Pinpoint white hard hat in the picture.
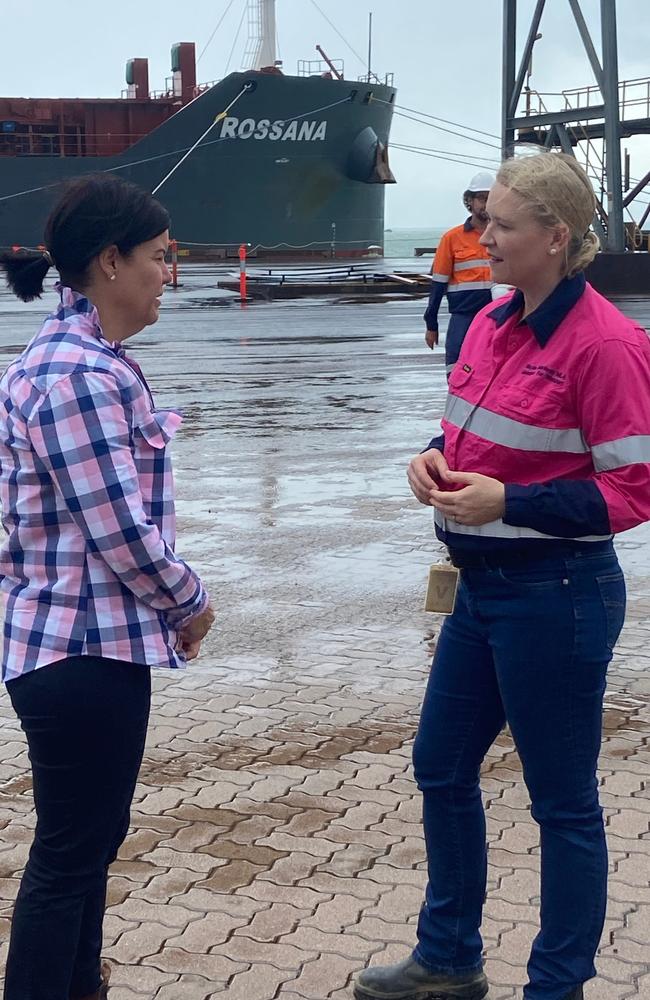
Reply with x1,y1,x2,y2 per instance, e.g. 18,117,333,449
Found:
466,171,496,193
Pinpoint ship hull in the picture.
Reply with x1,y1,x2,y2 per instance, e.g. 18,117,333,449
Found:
0,73,396,257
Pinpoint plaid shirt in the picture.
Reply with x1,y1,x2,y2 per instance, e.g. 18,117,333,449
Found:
0,285,208,681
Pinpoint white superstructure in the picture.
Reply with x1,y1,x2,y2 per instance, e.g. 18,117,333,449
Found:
242,0,278,71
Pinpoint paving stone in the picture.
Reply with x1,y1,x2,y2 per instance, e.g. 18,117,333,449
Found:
232,901,310,941
302,894,368,933
103,922,175,963
143,949,246,984
360,885,425,923
131,867,207,903
239,881,328,909
108,964,178,994
196,860,267,893
279,925,382,959
290,953,368,998
210,963,299,1000
166,911,251,949
170,887,267,917
217,934,316,970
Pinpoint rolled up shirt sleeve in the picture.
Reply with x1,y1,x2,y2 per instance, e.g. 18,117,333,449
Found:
28,370,207,625
504,335,650,537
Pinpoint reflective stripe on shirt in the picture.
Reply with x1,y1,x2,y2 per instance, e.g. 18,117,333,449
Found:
454,259,491,271
434,509,612,543
591,435,650,472
445,394,589,454
448,280,493,292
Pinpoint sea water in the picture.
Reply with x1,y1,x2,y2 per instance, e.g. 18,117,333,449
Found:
383,227,446,259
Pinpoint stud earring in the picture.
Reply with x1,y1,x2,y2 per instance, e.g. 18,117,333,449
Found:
549,248,558,255
110,274,116,281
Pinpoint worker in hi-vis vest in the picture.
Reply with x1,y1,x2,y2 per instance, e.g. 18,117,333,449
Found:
424,171,495,376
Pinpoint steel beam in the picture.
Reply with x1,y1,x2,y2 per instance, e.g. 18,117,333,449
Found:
501,0,517,159
511,105,606,129
622,169,650,208
508,0,546,119
601,0,625,251
567,0,604,92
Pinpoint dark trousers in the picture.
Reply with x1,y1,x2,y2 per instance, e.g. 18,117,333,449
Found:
444,313,475,373
4,656,151,1000
411,546,625,1000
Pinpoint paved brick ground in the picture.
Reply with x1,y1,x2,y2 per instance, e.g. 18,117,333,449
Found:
0,285,648,998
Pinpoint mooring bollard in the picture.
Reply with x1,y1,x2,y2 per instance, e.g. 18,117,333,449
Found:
239,243,247,304
170,239,179,288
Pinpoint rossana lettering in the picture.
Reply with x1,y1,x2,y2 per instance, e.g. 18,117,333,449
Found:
219,117,328,141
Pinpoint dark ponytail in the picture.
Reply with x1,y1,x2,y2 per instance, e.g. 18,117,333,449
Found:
0,174,169,303
0,250,52,302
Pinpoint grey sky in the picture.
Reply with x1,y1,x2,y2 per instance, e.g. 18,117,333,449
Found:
2,0,649,227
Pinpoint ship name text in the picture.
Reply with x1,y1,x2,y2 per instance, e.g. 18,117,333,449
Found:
219,117,328,142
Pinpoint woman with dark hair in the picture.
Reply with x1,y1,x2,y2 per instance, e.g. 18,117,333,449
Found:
0,174,214,1000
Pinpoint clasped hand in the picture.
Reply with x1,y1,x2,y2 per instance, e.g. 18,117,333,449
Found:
175,603,215,661
407,448,505,525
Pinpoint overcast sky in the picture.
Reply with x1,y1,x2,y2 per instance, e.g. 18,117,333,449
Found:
2,0,649,227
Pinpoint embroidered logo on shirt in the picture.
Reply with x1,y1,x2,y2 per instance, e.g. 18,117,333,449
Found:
521,363,566,384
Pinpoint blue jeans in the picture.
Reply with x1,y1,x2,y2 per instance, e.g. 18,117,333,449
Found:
412,545,625,1000
4,656,151,1000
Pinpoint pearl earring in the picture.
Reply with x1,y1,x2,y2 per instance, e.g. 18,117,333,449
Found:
110,274,116,281
549,248,558,255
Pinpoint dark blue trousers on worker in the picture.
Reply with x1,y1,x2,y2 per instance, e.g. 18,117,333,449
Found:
444,313,474,374
4,655,151,1000
411,545,625,1000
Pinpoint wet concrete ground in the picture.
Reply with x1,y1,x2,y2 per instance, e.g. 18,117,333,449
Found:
0,271,649,998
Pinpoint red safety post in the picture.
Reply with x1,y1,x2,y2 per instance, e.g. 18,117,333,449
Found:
239,243,247,304
170,239,179,289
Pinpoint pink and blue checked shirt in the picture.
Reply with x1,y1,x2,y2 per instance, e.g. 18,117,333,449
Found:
0,285,208,681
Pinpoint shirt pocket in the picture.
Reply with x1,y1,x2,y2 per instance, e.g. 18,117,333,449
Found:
448,365,474,393
452,246,489,276
497,383,563,424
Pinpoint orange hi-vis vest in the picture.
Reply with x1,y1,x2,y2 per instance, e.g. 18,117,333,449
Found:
424,219,493,331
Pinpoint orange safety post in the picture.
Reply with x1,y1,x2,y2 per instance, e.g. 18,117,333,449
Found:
170,239,179,288
238,243,247,303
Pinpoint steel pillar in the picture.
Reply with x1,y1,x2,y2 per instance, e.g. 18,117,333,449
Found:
600,0,625,251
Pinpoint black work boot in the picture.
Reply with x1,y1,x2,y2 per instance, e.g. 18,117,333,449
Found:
353,956,489,1000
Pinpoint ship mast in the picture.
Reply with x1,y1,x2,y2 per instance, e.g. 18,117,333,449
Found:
242,0,277,71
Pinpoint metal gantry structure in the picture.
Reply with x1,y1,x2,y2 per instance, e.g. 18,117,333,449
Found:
501,0,650,252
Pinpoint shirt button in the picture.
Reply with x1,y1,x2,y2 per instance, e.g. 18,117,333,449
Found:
520,399,529,408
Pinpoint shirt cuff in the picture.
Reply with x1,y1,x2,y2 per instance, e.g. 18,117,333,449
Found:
166,583,210,630
422,433,445,455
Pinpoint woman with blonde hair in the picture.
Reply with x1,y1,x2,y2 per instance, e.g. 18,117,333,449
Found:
354,152,650,1000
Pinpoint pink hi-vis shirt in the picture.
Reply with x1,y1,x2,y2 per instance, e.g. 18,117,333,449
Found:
0,285,208,681
429,274,650,551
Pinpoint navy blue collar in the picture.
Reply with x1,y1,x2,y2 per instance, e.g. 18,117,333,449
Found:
488,272,587,346
463,217,474,232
